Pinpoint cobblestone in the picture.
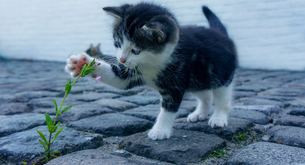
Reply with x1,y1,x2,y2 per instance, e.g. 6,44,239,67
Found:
233,105,282,115
120,129,226,164
1,60,305,164
275,115,305,128
0,103,30,115
0,113,48,137
225,142,305,165
117,95,160,106
266,126,305,148
0,94,16,103
122,104,191,122
58,104,114,122
235,97,288,107
46,149,157,165
67,113,153,137
28,97,84,109
14,91,60,102
92,99,139,112
69,92,120,102
289,109,305,116
174,117,254,140
229,108,269,124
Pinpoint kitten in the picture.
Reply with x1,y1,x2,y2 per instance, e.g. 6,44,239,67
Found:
65,3,237,140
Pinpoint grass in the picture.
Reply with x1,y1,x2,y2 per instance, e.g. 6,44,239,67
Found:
235,134,249,142
210,149,226,158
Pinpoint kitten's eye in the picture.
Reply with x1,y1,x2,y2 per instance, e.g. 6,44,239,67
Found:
115,42,122,48
131,49,141,55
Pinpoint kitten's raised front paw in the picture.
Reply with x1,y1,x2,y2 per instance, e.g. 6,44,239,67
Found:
148,128,171,140
187,112,207,123
65,53,94,77
208,114,228,128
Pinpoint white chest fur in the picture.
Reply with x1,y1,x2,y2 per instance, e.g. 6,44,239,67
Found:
140,67,160,90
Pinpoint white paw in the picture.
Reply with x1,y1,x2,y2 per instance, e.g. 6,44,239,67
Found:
187,112,207,122
148,128,171,140
65,53,94,77
208,114,228,128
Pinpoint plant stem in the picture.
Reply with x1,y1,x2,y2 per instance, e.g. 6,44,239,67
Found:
48,75,81,157
71,76,81,86
53,92,66,125
48,132,52,158
53,76,80,125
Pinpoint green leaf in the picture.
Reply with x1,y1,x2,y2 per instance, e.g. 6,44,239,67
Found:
60,105,73,114
65,83,72,95
125,68,129,72
88,59,96,68
52,150,61,154
45,113,53,132
84,68,96,76
50,125,57,133
80,64,87,77
37,130,48,144
67,79,71,84
51,128,64,144
39,156,48,163
53,99,58,114
135,66,139,74
39,139,49,151
47,156,53,161
21,162,28,165
55,122,62,127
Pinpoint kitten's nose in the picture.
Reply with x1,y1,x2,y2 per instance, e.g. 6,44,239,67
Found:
120,58,126,63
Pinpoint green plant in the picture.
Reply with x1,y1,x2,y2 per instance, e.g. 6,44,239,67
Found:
135,66,139,74
125,66,139,74
22,59,98,165
235,133,249,142
211,149,226,158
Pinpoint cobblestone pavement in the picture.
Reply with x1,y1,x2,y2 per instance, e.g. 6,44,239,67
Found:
1,60,305,165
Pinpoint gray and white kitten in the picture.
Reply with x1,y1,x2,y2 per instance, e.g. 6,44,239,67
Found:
65,3,237,140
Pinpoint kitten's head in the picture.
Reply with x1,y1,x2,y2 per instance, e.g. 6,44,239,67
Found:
103,3,179,68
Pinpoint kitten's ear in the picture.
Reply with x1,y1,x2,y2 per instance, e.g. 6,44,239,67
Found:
103,4,131,19
142,24,166,43
90,44,95,52
96,43,101,50
103,7,122,19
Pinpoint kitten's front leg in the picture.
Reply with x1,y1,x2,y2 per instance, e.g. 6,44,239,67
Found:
148,108,176,140
65,53,142,89
148,93,183,140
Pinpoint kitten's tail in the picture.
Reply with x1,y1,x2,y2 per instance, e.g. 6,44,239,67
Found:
202,6,228,37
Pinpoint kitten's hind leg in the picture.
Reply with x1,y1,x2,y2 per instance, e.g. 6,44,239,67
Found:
209,83,233,128
187,90,212,122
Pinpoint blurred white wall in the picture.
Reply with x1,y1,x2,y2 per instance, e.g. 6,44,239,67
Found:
0,0,304,70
